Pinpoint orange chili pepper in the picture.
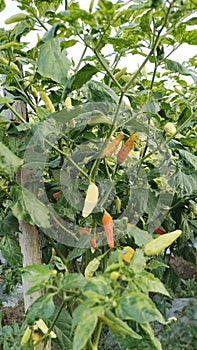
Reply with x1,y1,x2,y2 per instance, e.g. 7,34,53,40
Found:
103,133,123,157
117,133,137,163
102,211,114,248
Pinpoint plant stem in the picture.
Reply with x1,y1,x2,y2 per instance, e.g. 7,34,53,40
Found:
93,50,122,90
50,211,79,241
123,1,174,93
5,103,27,123
93,321,103,350
48,298,67,333
46,139,89,179
47,236,68,267
74,46,87,72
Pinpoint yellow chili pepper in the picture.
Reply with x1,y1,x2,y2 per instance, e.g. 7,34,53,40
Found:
21,326,31,346
0,56,20,72
123,246,135,263
144,230,182,256
65,96,73,109
82,182,99,218
114,67,127,81
39,91,55,113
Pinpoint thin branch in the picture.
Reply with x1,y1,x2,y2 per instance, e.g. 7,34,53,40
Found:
124,0,175,93
46,139,89,179
5,103,27,123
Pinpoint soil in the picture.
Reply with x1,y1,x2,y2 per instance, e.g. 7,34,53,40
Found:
168,255,197,281
2,300,24,326
1,256,197,327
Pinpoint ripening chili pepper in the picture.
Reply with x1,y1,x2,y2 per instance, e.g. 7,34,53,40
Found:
144,229,182,256
103,133,123,158
80,228,91,235
90,238,97,248
154,228,167,235
117,133,137,164
53,191,61,199
82,182,99,218
102,211,114,248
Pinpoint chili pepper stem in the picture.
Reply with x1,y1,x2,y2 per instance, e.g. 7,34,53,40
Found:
92,321,103,350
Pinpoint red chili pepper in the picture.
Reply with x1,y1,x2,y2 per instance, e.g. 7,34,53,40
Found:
53,191,61,199
154,228,167,235
102,211,114,248
90,238,97,248
117,133,137,163
52,221,59,228
80,228,91,235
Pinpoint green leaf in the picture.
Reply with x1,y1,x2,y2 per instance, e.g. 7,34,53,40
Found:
72,300,96,331
82,276,111,298
62,64,99,98
169,170,197,196
140,323,162,350
63,273,86,290
184,17,197,25
37,38,71,84
60,39,78,49
0,0,5,12
182,30,197,45
177,149,197,171
166,59,197,83
0,235,22,267
103,310,142,340
130,248,146,273
146,259,169,270
87,80,119,105
27,294,55,322
50,308,73,349
128,226,152,246
0,211,19,235
21,264,51,285
11,186,51,228
0,142,23,176
133,271,170,297
0,96,14,104
73,306,103,350
35,0,62,16
116,292,165,324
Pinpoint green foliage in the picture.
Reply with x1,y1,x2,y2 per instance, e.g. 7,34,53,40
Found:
0,142,23,176
37,38,71,84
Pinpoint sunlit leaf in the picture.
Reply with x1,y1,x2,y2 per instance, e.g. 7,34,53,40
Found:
37,38,71,84
116,292,165,324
